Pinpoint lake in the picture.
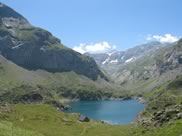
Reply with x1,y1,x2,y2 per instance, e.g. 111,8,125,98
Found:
65,99,145,125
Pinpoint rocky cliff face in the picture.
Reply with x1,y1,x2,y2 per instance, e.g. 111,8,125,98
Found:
110,40,182,93
0,2,107,81
155,40,182,74
85,42,165,82
87,39,182,92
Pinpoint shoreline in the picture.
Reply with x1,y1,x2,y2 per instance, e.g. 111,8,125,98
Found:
63,96,146,104
63,97,146,126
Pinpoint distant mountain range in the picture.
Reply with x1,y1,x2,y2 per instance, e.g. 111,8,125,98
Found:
85,41,164,66
85,40,182,94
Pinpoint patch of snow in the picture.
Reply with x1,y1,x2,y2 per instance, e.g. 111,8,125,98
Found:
12,43,24,49
102,58,110,64
106,50,117,56
110,59,118,64
107,53,113,56
125,57,135,63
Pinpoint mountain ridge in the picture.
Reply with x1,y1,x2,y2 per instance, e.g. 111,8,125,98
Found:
0,2,108,81
86,40,182,94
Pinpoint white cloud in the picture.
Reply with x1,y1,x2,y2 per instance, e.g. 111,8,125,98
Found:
146,34,179,43
73,41,116,54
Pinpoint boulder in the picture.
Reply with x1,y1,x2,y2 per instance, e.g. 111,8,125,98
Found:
63,105,72,110
176,113,182,119
79,115,90,122
45,100,68,111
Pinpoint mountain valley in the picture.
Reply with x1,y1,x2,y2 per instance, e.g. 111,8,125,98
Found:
0,2,181,136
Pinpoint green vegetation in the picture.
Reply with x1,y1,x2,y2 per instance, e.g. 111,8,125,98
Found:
0,67,181,136
144,76,182,111
45,43,68,51
0,104,181,136
0,55,119,104
1,55,181,135
15,27,59,44
0,29,181,136
0,3,182,135
15,28,35,41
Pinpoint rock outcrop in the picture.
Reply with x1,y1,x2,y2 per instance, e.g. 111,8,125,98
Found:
0,2,107,81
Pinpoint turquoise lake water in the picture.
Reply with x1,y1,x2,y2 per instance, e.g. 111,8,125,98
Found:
66,99,145,125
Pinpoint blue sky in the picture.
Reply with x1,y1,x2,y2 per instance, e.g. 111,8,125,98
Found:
1,0,182,53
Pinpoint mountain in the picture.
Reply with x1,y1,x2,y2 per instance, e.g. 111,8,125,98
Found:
111,40,181,93
85,41,165,83
0,52,181,135
0,2,122,104
85,41,163,66
0,1,181,101
0,2,107,81
86,40,182,94
0,54,119,103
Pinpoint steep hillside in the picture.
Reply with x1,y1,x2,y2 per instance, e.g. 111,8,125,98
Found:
87,40,181,94
111,39,182,94
0,59,181,135
0,55,120,104
85,42,165,81
136,75,182,129
0,2,125,105
0,2,107,81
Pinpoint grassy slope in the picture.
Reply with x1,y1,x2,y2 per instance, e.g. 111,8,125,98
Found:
0,104,181,136
0,65,182,136
144,76,182,114
0,55,121,103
